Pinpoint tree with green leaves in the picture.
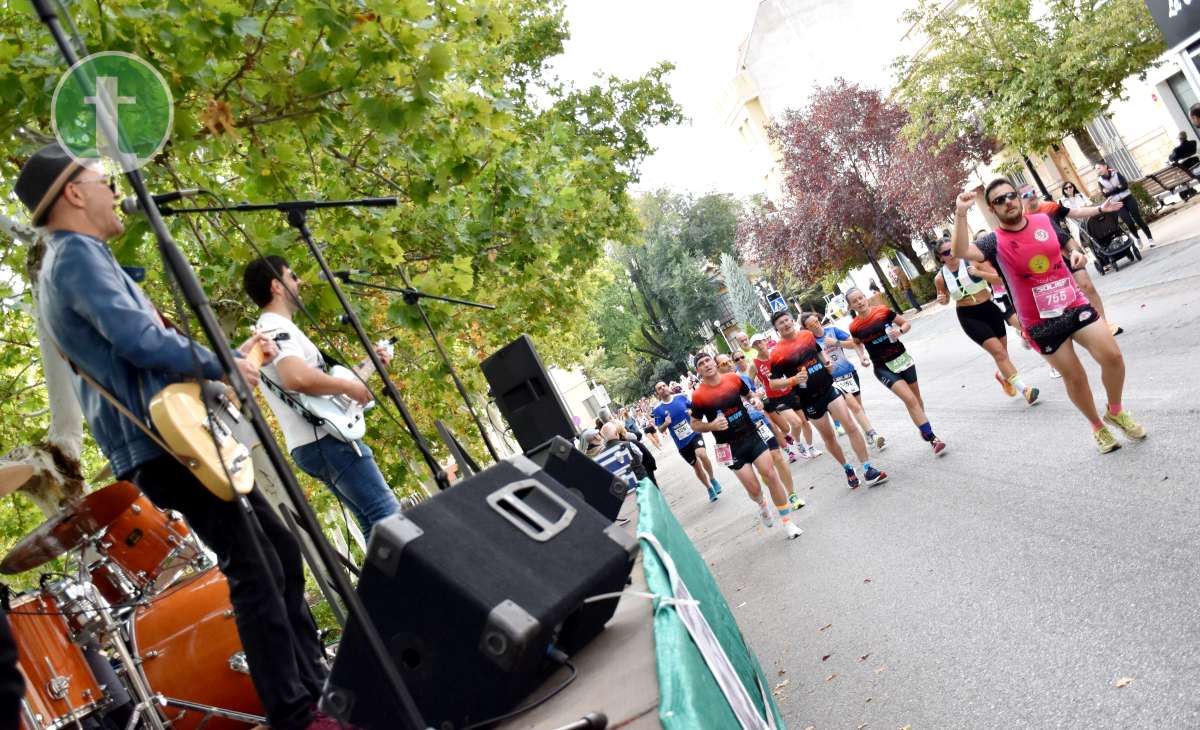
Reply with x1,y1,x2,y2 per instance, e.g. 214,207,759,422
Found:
0,0,680,587
718,252,767,333
893,0,1165,179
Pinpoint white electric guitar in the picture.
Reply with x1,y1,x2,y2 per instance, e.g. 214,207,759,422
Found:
263,338,395,443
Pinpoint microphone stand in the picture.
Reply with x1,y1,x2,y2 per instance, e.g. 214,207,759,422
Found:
337,270,502,464
161,199,452,493
28,3,427,727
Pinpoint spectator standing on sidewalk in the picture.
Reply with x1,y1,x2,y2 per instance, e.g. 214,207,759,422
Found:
1096,163,1154,248
890,263,922,312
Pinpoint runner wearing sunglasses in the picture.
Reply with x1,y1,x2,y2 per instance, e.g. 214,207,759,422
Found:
934,240,1039,404
951,181,1145,453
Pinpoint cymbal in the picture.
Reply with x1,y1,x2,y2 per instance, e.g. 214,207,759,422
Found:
1,481,141,574
0,463,35,498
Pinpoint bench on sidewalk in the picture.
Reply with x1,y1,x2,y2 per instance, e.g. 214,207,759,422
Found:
1138,161,1200,202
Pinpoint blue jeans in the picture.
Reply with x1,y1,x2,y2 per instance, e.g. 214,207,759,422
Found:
291,436,400,536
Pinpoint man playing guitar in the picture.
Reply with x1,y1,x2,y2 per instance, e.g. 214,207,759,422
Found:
242,255,400,536
17,144,337,730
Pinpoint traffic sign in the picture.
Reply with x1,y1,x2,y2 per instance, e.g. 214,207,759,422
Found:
767,291,787,313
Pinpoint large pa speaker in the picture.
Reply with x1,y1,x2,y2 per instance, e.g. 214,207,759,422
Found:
524,436,629,522
481,334,576,452
320,455,639,730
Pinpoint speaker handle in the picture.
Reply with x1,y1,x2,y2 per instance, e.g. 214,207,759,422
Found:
486,479,576,543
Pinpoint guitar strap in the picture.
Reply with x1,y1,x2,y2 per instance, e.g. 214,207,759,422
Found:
58,347,189,467
258,372,326,428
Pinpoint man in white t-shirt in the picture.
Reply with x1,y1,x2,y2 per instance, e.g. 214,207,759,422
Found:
242,255,400,535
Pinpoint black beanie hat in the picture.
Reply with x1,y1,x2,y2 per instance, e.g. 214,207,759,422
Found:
14,143,84,226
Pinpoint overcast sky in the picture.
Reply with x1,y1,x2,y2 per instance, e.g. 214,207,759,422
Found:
548,1,910,198
547,0,763,197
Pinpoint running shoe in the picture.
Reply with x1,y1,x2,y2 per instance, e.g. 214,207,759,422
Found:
835,422,846,436
788,493,806,511
846,468,860,490
995,371,1017,397
863,467,888,487
1103,410,1147,440
707,486,718,502
1049,367,1062,379
1108,322,1124,337
1023,386,1040,405
871,432,887,450
758,499,775,527
1093,426,1121,454
787,448,798,463
711,479,724,495
783,520,804,540
930,438,948,457
806,445,823,459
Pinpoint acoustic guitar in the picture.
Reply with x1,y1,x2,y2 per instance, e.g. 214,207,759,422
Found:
147,340,268,501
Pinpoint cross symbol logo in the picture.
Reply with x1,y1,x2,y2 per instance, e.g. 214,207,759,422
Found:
52,52,173,173
83,77,136,160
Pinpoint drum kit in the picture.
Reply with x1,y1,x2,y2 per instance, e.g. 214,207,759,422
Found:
1,481,266,730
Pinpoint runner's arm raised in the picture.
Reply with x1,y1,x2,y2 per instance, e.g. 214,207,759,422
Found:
952,191,987,262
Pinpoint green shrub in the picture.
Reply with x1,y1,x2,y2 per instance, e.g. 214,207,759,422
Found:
1130,182,1162,221
908,271,937,304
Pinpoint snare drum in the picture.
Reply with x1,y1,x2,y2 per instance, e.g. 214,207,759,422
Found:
89,493,204,603
131,568,263,730
8,592,105,729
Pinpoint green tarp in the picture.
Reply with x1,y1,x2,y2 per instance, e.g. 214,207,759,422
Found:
637,482,785,729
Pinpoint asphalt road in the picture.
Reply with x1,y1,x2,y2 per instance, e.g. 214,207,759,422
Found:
648,236,1200,729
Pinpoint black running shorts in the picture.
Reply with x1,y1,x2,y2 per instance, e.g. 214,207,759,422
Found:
727,435,768,471
956,300,1008,346
1028,304,1101,355
795,385,844,421
873,363,918,389
763,393,797,413
677,436,704,465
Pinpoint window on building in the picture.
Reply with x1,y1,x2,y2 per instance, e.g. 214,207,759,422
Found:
1009,169,1029,188
1168,71,1200,139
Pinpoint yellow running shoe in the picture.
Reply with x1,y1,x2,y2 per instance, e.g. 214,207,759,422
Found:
1093,426,1120,454
1103,410,1147,440
995,371,1017,397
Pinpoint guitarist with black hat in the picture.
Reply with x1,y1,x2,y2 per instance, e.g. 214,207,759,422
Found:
16,144,339,730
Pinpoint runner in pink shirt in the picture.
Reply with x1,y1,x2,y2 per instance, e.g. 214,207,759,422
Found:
950,180,1147,453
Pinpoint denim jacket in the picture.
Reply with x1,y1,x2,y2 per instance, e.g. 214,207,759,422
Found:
38,230,226,478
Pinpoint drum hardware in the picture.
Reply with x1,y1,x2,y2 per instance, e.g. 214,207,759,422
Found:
227,652,249,675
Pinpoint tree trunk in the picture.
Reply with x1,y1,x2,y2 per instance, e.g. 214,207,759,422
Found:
859,234,904,313
892,239,928,275
1069,124,1103,166
1048,144,1089,199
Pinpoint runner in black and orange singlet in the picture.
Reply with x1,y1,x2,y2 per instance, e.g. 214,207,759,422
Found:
690,353,803,539
767,311,887,490
846,288,948,457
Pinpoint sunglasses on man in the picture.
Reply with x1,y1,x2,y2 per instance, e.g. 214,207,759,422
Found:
732,354,745,361
72,174,118,195
989,191,1019,205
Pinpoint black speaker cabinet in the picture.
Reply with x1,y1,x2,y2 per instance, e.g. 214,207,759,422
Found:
321,455,639,730
481,334,577,452
523,436,628,522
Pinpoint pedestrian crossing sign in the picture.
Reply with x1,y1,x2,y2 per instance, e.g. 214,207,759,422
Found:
768,292,787,313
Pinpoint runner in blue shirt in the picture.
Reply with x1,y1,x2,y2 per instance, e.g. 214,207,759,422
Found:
801,312,887,451
651,381,724,502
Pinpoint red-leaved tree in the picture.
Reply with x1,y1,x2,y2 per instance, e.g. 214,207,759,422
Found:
738,79,992,296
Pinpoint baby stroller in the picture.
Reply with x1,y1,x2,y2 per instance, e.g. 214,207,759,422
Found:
1082,212,1141,275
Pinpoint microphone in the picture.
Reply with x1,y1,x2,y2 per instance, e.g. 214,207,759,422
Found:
120,189,203,215
319,269,372,282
